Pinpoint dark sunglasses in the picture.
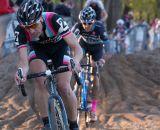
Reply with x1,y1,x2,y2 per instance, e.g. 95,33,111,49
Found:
24,23,39,29
82,22,93,25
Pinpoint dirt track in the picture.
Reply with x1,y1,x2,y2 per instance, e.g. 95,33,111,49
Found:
0,49,160,130
0,12,159,130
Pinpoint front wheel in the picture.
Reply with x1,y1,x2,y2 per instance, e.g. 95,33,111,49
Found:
48,97,69,130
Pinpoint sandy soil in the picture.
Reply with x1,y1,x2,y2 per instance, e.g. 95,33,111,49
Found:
0,49,160,130
1,11,160,130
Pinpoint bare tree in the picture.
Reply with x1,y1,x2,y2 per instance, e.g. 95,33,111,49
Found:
104,0,123,32
156,0,160,18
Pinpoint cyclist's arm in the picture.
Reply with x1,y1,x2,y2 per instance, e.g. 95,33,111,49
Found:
51,14,83,62
71,23,81,39
15,26,29,77
18,47,29,72
63,32,83,63
99,24,108,44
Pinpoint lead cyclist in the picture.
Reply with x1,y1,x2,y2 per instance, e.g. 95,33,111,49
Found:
14,0,83,130
72,7,108,122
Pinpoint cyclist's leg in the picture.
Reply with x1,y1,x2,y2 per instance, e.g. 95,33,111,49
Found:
52,45,79,130
89,44,104,121
28,51,50,128
56,71,79,129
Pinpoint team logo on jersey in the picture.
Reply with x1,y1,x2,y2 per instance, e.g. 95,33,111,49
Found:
56,18,69,32
14,31,19,45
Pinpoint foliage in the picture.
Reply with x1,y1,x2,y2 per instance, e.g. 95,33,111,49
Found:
123,0,158,22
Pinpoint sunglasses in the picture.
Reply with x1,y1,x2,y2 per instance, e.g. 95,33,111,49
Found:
82,22,93,25
24,23,39,29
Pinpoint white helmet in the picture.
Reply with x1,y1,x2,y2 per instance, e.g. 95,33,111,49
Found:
116,19,125,25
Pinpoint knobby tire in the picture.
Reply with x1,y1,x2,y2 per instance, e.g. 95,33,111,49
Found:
48,98,66,130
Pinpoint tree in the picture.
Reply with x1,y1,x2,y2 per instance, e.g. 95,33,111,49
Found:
106,0,123,32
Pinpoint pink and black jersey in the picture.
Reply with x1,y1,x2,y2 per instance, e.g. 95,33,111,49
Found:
14,12,71,49
14,12,71,69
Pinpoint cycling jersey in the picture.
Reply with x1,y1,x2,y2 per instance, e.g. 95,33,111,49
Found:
14,12,71,68
72,21,107,61
72,21,107,45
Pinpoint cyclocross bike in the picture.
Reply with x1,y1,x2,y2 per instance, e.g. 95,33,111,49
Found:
18,59,80,130
74,53,101,127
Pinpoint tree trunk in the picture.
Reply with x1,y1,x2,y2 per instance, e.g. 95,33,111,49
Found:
156,0,160,18
105,0,123,32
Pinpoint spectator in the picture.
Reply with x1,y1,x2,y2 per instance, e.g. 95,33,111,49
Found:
55,0,71,17
55,0,73,27
0,0,15,16
42,0,54,12
15,0,24,6
9,0,15,7
84,0,108,23
122,11,134,29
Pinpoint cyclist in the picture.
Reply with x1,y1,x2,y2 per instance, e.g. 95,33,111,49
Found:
14,0,83,130
113,19,127,53
72,7,107,122
84,0,108,26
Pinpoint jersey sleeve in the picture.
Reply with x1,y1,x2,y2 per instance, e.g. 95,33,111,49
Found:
51,14,71,38
14,25,28,49
71,23,81,38
99,23,108,41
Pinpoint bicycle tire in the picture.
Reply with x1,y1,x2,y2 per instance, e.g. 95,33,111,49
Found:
76,84,82,126
85,111,90,127
48,97,69,130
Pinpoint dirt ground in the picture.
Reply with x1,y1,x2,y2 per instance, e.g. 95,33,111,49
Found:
0,48,160,130
1,11,160,130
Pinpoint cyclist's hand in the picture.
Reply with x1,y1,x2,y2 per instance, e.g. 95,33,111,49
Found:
69,58,81,72
98,58,105,67
91,59,105,67
15,67,28,85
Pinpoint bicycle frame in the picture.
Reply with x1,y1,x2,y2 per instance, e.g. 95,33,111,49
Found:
80,53,91,111
76,53,92,127
21,64,70,130
18,59,81,130
47,73,69,130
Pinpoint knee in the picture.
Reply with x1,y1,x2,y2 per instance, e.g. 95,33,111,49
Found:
57,81,72,96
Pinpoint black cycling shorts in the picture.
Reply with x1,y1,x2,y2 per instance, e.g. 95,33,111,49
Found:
80,42,103,61
28,41,69,69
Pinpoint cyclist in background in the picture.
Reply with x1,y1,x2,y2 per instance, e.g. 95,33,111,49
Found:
14,0,83,130
72,7,107,122
113,19,127,53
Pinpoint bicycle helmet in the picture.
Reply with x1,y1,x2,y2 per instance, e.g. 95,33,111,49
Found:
79,7,96,23
17,0,43,25
116,19,125,25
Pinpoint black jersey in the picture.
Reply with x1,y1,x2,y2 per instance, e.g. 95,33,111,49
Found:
72,21,108,45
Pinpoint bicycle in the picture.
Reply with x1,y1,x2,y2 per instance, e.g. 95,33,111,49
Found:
18,59,80,130
74,53,102,127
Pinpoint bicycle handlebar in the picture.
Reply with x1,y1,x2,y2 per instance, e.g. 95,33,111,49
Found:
27,67,69,79
17,68,27,96
18,65,82,96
